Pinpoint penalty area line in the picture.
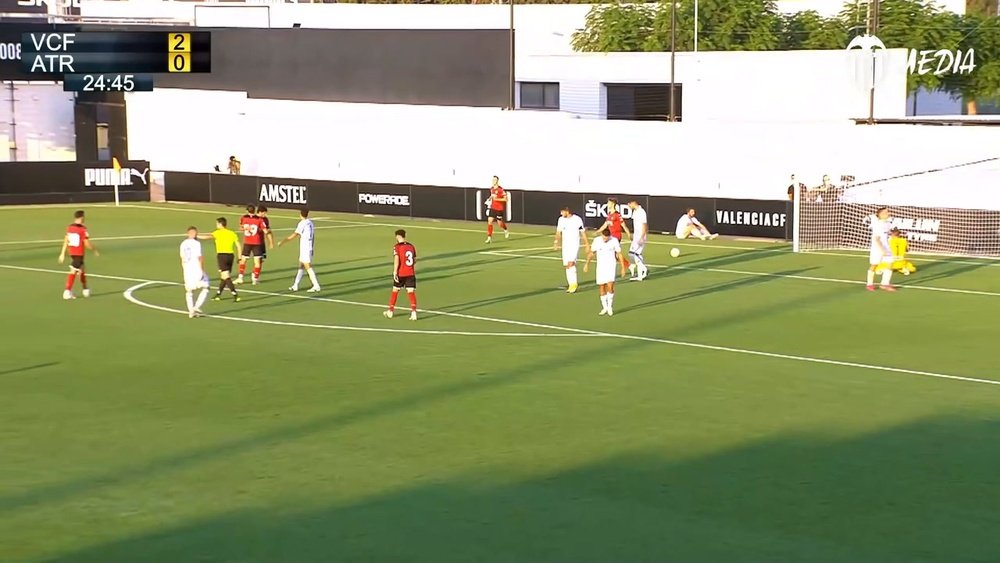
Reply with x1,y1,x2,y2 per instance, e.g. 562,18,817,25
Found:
480,250,1000,298
1,263,997,387
123,282,586,339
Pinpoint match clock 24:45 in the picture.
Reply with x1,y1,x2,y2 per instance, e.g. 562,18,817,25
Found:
63,73,154,93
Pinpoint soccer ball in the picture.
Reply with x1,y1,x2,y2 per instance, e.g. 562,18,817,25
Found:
670,248,681,258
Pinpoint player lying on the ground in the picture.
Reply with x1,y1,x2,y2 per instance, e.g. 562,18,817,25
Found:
554,207,590,294
384,229,418,321
180,226,211,318
58,209,99,300
485,175,510,243
866,207,897,291
584,228,628,316
675,208,719,241
278,208,321,293
199,217,242,302
877,227,916,276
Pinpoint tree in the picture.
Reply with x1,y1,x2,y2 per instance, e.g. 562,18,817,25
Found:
942,12,1000,113
571,3,657,52
779,10,848,50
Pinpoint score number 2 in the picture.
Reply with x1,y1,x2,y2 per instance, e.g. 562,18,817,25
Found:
168,33,191,73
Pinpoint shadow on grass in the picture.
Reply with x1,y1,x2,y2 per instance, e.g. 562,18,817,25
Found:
0,331,666,520
0,362,59,377
40,415,1000,562
623,268,818,313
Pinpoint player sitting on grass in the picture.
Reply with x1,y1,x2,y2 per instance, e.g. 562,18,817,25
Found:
878,227,916,277
676,208,718,241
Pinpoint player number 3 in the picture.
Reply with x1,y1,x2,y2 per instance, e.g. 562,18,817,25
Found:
404,250,414,266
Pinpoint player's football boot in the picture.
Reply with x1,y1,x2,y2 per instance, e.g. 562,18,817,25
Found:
880,285,897,292
289,286,298,292
233,294,241,303
567,284,578,294
82,289,91,298
485,236,492,244
212,294,222,301
307,286,321,293
866,285,876,291
383,310,394,319
504,230,510,239
409,310,418,321
62,290,75,300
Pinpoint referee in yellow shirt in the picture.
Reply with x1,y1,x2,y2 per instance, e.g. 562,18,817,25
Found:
199,217,242,301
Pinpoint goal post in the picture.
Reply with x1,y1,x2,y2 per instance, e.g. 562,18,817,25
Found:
793,159,1000,259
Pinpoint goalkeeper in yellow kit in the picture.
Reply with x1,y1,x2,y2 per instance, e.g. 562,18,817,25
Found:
879,228,916,276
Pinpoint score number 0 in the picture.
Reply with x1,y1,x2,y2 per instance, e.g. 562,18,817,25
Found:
168,32,191,73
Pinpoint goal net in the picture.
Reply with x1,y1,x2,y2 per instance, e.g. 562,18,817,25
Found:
793,158,1000,258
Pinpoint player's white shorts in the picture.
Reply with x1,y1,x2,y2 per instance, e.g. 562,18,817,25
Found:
299,247,314,265
676,226,695,239
561,243,580,266
184,270,209,292
595,263,617,285
629,239,646,257
869,247,892,266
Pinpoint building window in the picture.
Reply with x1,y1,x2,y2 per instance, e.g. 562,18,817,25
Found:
606,83,682,121
520,82,559,110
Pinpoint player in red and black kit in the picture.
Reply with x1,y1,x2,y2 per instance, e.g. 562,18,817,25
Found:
485,175,510,243
236,205,266,285
595,198,631,271
58,210,99,300
383,229,418,321
256,206,275,273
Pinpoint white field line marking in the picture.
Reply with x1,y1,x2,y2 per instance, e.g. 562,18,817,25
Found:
124,282,585,338
0,224,366,247
2,263,997,387
114,203,1000,266
480,250,1000,298
0,263,591,336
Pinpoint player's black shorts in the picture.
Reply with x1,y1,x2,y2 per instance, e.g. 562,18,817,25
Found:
486,208,506,220
241,244,263,258
393,275,417,289
70,256,84,270
217,253,234,272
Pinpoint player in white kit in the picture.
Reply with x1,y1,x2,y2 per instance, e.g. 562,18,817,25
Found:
553,207,589,294
278,208,321,293
584,228,628,316
627,199,649,281
180,226,210,318
867,207,897,291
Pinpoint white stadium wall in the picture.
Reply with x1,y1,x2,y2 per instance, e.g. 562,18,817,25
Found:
126,88,1000,201
518,49,910,121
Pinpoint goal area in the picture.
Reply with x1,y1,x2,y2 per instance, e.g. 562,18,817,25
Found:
793,158,1000,259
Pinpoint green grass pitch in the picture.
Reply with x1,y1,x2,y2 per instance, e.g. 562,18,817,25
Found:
2,202,1000,562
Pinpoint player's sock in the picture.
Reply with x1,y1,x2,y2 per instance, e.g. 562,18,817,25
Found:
185,291,194,313
252,266,261,280
622,256,630,267
306,267,319,288
607,292,614,309
566,266,577,287
408,292,417,310
226,279,238,294
195,288,209,310
79,271,88,289
487,224,494,237
293,268,304,288
388,291,399,312
600,294,609,310
499,221,508,231
880,269,893,286
866,270,875,286
65,272,76,291
238,263,246,276
217,279,226,295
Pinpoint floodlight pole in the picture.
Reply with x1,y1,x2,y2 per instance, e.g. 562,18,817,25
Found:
867,0,880,124
694,0,698,52
508,0,515,110
669,0,677,122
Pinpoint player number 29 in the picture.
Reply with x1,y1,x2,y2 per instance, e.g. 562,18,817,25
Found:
243,224,258,236
67,233,81,247
404,250,414,267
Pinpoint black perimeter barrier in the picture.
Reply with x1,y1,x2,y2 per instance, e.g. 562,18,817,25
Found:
163,171,796,240
0,161,151,205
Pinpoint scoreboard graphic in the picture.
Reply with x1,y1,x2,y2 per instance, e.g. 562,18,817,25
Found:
13,30,211,92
